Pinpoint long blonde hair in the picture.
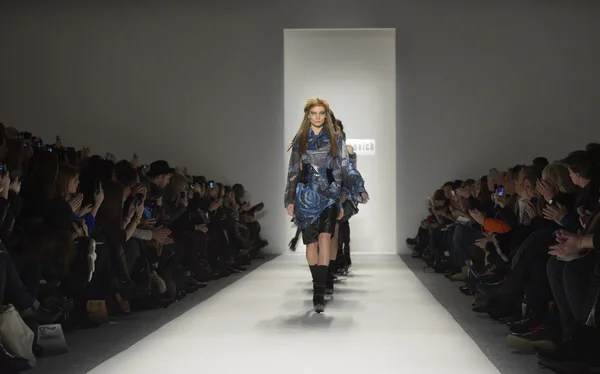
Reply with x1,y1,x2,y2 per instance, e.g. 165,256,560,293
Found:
288,97,338,157
56,164,79,199
542,162,579,194
164,173,188,203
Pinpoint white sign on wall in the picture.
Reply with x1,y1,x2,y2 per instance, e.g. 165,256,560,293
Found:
345,139,376,155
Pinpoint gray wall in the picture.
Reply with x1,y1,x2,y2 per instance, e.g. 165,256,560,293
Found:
1,0,600,254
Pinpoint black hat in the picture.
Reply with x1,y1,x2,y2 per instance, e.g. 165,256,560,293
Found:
147,160,175,178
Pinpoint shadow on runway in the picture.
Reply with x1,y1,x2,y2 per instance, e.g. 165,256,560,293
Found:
342,272,374,278
287,286,376,296
255,308,355,331
275,295,367,312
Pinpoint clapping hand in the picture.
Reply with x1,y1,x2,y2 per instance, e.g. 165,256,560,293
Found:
474,235,493,249
523,199,539,218
469,209,486,226
549,230,583,257
78,204,93,217
537,179,557,203
72,219,89,239
68,193,84,214
542,203,567,223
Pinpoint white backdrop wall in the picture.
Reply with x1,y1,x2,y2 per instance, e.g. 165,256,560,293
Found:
1,1,600,254
284,29,396,253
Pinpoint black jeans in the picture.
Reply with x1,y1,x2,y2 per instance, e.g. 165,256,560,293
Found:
8,247,41,298
124,240,141,273
0,249,35,311
507,229,555,320
547,254,596,338
452,224,484,266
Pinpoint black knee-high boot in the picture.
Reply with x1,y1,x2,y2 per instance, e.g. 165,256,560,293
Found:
313,265,328,313
341,222,352,267
309,265,318,284
326,260,336,295
336,231,346,271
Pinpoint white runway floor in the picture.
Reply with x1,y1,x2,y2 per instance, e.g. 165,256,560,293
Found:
88,254,500,374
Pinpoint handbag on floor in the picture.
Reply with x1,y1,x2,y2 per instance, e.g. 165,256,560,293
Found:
0,305,36,368
87,300,109,324
36,324,68,356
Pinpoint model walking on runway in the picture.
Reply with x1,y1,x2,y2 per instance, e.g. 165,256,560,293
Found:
285,97,346,313
334,119,369,274
328,119,369,290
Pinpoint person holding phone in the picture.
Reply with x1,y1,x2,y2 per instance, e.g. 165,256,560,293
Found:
284,97,347,313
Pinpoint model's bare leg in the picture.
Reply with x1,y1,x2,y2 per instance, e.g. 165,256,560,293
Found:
317,233,331,265
306,242,318,265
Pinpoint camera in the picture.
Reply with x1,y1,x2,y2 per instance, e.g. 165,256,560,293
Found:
497,185,505,197
208,180,215,189
135,193,144,205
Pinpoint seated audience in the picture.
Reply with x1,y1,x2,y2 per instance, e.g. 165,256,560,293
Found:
0,125,268,373
408,146,600,372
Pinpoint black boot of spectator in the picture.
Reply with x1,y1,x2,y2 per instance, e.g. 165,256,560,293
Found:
186,277,207,293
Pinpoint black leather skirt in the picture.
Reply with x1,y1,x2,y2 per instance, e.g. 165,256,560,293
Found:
301,204,337,245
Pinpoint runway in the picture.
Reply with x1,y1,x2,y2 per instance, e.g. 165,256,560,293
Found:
87,254,500,374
